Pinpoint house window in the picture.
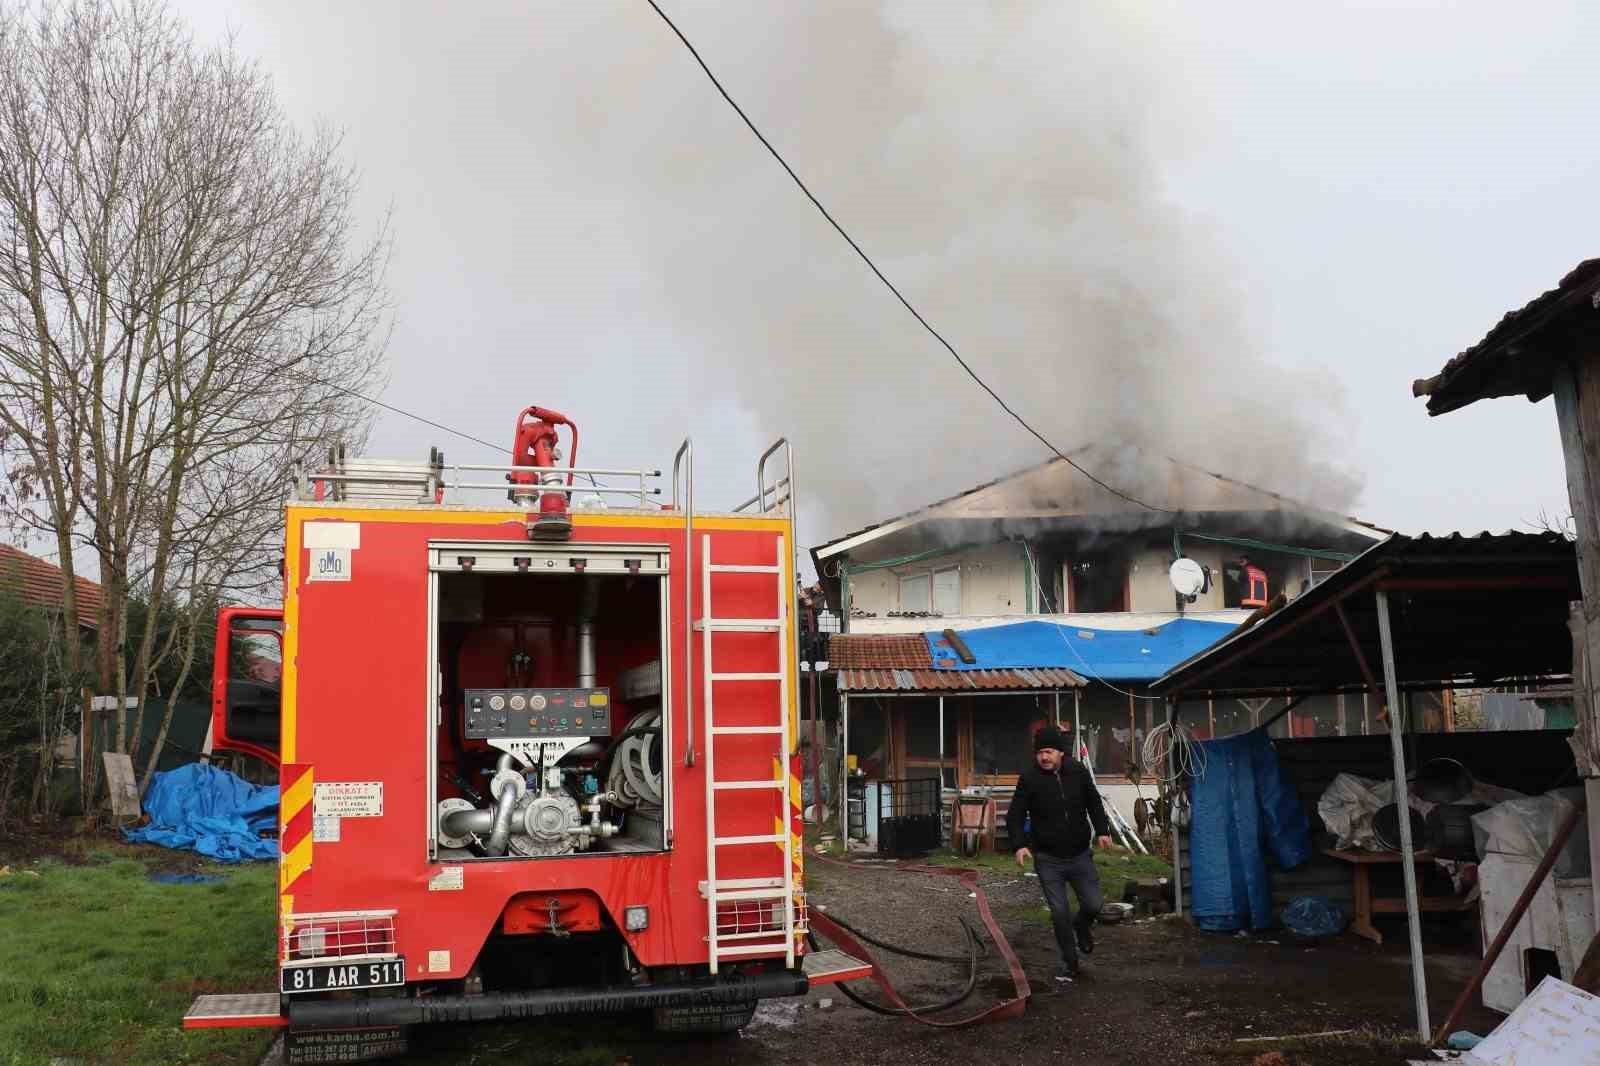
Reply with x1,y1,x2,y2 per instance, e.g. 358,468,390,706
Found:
899,572,931,613
933,567,961,616
1070,554,1127,613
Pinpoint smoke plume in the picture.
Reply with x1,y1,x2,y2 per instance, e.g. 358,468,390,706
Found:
603,3,1362,535
212,2,1362,543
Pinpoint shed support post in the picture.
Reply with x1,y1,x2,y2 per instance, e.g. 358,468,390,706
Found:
840,694,850,843
1168,697,1183,919
1377,586,1430,1042
1074,689,1082,762
1553,362,1600,925
938,695,945,790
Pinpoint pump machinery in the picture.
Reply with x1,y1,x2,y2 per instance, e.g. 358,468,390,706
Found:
184,409,868,1061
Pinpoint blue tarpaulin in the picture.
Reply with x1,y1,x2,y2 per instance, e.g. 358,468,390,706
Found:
1187,728,1313,932
925,618,1238,681
123,762,279,862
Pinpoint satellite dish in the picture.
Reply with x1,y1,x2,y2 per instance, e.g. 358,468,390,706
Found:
1169,557,1206,598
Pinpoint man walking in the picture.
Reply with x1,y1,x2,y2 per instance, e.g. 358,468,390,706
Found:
1007,725,1112,983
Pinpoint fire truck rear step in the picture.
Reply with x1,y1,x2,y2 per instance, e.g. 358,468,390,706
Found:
715,942,793,957
802,949,874,986
183,993,287,1029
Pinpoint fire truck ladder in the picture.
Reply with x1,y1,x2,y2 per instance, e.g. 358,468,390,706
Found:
697,532,795,974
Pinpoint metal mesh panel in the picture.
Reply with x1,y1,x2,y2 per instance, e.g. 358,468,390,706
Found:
281,910,398,961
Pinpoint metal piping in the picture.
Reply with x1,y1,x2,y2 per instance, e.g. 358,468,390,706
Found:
577,580,599,688
289,971,809,1029
441,806,496,838
484,788,518,856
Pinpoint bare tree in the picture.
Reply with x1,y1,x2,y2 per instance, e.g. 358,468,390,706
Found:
0,0,390,795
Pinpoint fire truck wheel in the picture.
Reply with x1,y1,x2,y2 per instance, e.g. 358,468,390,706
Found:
653,999,758,1035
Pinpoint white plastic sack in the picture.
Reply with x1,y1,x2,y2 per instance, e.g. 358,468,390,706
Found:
1472,787,1590,879
1319,771,1459,851
1318,773,1390,850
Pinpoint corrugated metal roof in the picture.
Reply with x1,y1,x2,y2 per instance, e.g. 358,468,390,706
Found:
1154,531,1580,699
0,544,102,625
839,666,1083,692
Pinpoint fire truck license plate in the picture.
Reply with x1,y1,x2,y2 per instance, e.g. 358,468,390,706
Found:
281,957,406,994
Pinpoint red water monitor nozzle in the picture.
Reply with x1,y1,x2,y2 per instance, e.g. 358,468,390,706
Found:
511,406,578,541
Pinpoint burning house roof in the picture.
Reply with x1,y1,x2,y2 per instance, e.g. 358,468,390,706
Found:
811,448,1389,569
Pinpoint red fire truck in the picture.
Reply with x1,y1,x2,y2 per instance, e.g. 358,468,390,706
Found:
185,407,865,1056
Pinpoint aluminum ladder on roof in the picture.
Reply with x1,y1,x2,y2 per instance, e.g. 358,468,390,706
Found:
697,532,796,974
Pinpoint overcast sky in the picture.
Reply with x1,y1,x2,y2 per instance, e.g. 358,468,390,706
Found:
171,1,1586,555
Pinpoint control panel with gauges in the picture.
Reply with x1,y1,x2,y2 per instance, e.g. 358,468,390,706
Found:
463,688,611,739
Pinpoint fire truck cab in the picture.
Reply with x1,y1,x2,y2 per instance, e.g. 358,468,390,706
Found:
185,411,866,1055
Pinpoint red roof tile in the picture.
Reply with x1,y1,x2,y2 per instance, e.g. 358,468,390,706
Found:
839,667,1083,692
0,544,102,625
829,634,932,670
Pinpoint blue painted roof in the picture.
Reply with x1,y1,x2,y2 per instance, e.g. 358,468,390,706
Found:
925,618,1239,683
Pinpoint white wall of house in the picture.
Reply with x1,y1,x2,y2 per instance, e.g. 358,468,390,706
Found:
846,543,1030,617
848,608,1253,636
1126,543,1228,613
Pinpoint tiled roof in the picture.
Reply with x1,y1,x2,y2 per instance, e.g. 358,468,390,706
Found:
839,666,1083,692
829,634,932,669
831,632,1084,691
1417,258,1600,415
0,544,102,625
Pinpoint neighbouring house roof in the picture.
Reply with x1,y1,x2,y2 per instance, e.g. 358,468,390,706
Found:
1414,258,1600,416
831,632,1084,693
0,544,102,625
925,617,1241,683
1152,532,1580,700
811,449,1388,565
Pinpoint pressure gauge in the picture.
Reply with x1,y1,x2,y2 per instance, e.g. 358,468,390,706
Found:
488,694,506,711
509,693,527,711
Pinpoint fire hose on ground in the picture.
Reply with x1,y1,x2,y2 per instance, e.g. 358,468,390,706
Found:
807,857,1031,1028
807,911,983,1017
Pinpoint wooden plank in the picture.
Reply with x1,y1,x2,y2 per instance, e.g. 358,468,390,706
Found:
102,752,140,819
1575,928,1600,994
1552,361,1600,775
1554,359,1600,926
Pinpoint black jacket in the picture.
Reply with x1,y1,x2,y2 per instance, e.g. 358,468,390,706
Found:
1006,760,1110,859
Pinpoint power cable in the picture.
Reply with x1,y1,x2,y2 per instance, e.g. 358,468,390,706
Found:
644,1,1170,515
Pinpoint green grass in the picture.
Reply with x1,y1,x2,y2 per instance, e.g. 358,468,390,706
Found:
0,849,277,1066
922,846,1173,925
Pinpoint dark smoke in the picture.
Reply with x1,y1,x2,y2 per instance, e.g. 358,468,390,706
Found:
605,3,1363,536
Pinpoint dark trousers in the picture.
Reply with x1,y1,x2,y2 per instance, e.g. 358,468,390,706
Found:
1035,848,1103,970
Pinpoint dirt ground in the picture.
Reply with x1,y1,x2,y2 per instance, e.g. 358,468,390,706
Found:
387,855,1505,1066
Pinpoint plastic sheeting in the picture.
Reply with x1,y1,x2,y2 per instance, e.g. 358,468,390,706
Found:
1187,728,1312,932
924,618,1237,680
1281,896,1349,939
123,762,279,862
1320,772,1526,852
